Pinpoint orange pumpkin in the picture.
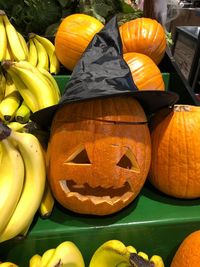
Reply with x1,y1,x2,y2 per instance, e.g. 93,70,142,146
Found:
119,18,166,65
170,230,200,267
124,52,165,91
47,96,151,216
55,14,104,71
149,105,200,198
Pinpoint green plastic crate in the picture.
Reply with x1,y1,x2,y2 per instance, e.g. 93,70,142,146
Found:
54,73,170,95
1,183,200,267
0,72,199,267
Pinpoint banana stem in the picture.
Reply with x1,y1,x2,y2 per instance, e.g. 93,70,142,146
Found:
0,123,11,140
1,60,14,71
0,10,6,16
130,253,155,267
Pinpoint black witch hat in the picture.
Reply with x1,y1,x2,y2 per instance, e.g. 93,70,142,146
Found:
31,16,179,130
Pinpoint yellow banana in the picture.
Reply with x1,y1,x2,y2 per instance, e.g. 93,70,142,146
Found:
0,128,46,243
2,12,27,61
89,240,164,267
29,254,41,267
39,180,55,218
0,73,6,102
14,216,34,241
49,52,60,74
0,137,24,235
46,241,85,267
32,37,49,71
0,13,7,62
7,61,58,110
129,251,165,267
37,67,61,102
6,121,27,132
0,77,21,122
4,74,16,97
13,60,59,102
0,262,18,267
126,246,137,254
4,44,14,60
17,31,29,60
33,34,54,56
150,255,165,267
33,34,60,74
15,100,31,124
115,263,129,267
40,248,55,267
28,38,38,67
6,67,39,113
129,253,154,267
89,240,130,267
138,251,149,260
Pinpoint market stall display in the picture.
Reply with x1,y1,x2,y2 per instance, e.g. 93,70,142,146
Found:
0,2,199,267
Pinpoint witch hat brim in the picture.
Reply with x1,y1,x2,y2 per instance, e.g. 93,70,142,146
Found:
31,16,179,130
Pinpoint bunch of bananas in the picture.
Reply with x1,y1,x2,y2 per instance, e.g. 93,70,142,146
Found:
29,241,85,267
27,33,60,74
0,10,61,123
0,123,54,243
89,240,165,267
0,10,28,62
0,10,60,75
0,72,30,123
0,60,61,116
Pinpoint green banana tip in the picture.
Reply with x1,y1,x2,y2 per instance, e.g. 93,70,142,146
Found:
0,122,11,141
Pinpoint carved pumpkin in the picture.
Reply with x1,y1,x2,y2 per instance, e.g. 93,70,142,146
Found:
124,52,165,91
55,14,104,71
149,105,200,199
119,18,166,65
47,96,151,215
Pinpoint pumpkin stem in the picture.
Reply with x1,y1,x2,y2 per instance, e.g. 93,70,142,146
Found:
174,105,191,112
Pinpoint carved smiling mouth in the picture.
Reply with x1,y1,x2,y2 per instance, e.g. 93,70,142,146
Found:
60,180,134,204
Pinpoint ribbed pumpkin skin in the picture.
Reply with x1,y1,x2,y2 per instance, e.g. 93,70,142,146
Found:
47,96,151,215
149,105,200,198
124,52,165,91
55,14,103,71
170,230,200,267
119,18,166,65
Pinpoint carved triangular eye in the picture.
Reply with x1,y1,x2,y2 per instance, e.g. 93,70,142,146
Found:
117,148,140,173
65,145,91,164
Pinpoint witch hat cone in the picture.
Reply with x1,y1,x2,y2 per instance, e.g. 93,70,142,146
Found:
31,15,179,130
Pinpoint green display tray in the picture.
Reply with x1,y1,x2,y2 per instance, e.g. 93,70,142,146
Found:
1,182,200,267
54,73,170,95
0,71,198,267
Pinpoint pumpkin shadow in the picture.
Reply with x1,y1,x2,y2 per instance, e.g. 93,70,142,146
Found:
143,180,200,207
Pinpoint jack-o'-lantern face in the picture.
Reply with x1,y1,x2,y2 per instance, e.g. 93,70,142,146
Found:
47,96,151,215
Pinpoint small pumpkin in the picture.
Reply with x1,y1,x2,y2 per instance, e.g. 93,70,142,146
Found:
119,17,166,65
47,96,151,216
55,14,104,71
149,105,200,199
124,52,165,91
170,230,200,267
